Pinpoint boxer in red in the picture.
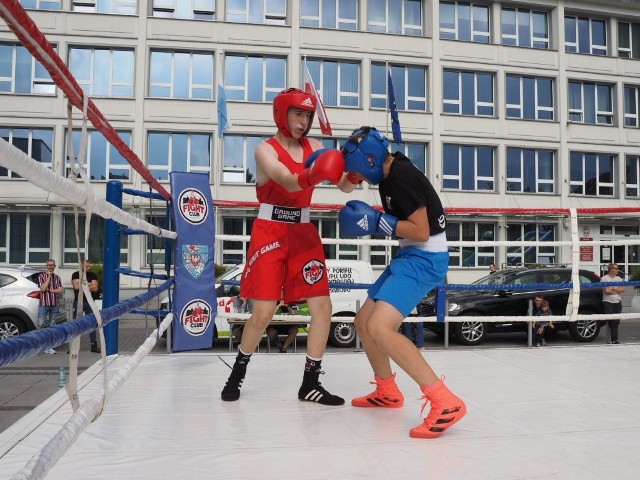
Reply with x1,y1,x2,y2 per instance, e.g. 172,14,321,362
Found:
221,88,357,404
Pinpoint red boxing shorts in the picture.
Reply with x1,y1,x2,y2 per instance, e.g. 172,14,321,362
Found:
240,219,330,303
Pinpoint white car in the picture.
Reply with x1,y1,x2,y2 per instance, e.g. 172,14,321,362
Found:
214,261,375,347
0,265,66,339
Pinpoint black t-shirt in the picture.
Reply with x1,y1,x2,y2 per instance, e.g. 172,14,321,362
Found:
378,152,446,236
71,270,101,301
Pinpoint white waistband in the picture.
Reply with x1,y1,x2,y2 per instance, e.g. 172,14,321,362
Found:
398,232,448,252
258,204,310,223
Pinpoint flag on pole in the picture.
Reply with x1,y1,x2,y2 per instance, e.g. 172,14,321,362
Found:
217,70,232,138
387,69,403,143
304,60,332,136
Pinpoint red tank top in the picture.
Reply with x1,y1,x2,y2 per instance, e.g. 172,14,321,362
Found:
256,137,314,207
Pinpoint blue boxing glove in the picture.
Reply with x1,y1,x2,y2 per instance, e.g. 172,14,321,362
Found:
339,200,398,237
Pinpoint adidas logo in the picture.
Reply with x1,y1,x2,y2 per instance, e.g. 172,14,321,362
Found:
301,98,314,108
357,216,369,231
303,389,324,402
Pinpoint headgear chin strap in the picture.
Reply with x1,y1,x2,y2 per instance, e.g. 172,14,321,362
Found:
273,88,317,138
341,126,389,185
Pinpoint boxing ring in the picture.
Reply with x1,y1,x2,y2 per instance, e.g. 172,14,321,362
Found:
1,2,640,479
0,346,639,480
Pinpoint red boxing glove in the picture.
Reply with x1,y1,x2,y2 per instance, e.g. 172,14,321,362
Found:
297,149,346,188
346,172,362,185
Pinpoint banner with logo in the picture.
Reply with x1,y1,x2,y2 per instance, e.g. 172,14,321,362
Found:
170,172,216,352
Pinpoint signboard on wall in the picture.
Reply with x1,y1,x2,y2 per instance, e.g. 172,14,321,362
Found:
580,237,593,262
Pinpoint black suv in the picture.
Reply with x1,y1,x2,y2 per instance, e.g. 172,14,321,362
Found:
416,267,604,346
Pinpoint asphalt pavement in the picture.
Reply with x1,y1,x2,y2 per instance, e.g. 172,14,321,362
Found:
2,316,640,434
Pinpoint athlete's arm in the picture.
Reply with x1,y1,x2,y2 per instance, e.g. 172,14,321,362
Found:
255,141,305,192
306,138,358,193
395,206,430,242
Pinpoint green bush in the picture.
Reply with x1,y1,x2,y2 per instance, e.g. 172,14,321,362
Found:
89,263,103,285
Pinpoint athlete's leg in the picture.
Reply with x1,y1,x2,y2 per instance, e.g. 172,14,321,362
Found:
305,295,331,358
364,300,439,386
298,295,344,405
222,299,277,402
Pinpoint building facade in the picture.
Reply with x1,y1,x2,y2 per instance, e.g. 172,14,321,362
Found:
2,0,640,287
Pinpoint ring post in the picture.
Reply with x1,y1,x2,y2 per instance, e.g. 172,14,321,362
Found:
103,180,123,355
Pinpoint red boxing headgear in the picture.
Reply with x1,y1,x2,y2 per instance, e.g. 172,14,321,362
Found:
273,88,317,137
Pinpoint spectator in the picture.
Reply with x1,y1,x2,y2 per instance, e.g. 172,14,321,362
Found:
38,259,64,354
533,299,552,347
71,259,101,353
231,296,253,348
267,301,304,353
602,263,624,344
489,262,497,274
401,320,424,348
532,295,544,315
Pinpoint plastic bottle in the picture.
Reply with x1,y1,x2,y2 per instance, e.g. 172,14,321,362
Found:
57,367,67,389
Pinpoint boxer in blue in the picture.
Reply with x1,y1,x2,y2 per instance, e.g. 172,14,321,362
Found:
339,126,466,439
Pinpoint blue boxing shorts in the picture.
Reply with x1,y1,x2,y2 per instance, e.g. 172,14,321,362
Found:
368,248,449,317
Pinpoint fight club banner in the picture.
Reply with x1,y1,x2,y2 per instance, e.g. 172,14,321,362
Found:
170,172,216,352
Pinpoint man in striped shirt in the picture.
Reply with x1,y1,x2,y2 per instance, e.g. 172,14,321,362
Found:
38,259,63,321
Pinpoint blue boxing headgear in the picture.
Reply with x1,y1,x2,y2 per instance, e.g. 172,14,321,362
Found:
341,126,389,185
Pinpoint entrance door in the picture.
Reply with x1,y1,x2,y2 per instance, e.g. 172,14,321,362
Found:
600,244,628,277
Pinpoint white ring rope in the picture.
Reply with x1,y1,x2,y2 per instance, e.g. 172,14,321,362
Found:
0,138,176,240
10,313,174,480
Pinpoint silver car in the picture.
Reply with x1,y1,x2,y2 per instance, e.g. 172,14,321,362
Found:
0,266,67,339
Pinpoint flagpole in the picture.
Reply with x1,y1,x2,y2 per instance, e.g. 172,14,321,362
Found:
215,52,223,208
385,61,389,140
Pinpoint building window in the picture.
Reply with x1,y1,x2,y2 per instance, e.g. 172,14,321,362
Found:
371,63,426,111
315,216,354,260
568,81,613,125
149,50,214,100
148,132,211,182
439,1,489,43
146,214,170,266
565,15,607,55
0,213,51,264
225,55,286,103
501,7,549,49
443,144,494,191
367,0,422,36
69,47,134,97
619,21,640,58
506,147,555,194
72,0,137,14
221,215,253,264
388,141,428,174
0,43,55,94
63,214,128,265
152,0,215,20
0,128,54,179
446,222,496,268
625,155,640,198
20,0,61,10
506,74,554,120
222,134,268,183
443,69,494,116
66,130,132,181
569,151,615,197
301,0,357,30
505,223,556,266
303,58,360,107
226,0,286,25
624,84,640,127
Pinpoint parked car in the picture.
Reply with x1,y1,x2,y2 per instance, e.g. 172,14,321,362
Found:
0,265,67,339
213,260,375,347
415,267,604,346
